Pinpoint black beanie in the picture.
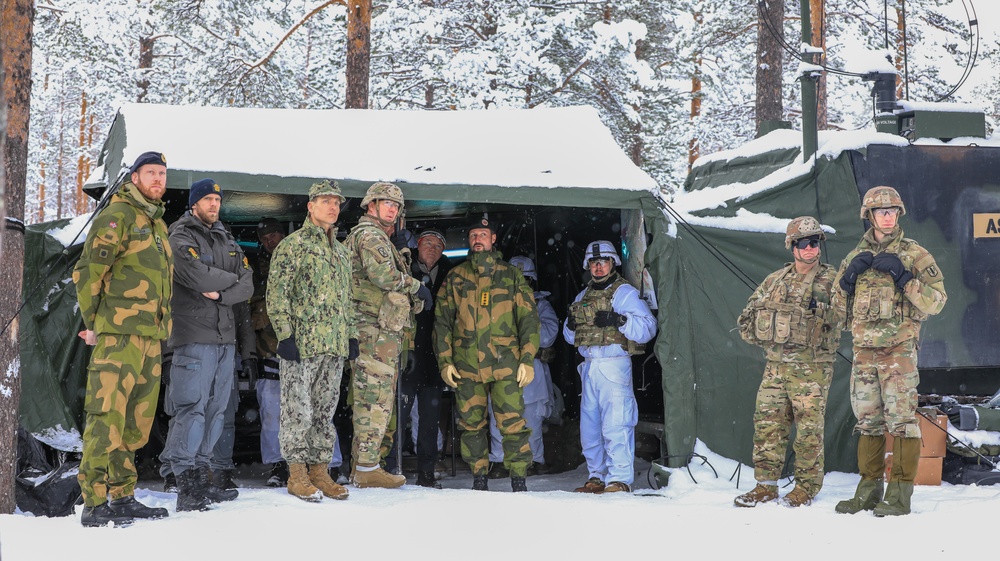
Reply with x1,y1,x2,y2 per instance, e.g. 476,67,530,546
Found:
189,178,222,207
129,151,166,175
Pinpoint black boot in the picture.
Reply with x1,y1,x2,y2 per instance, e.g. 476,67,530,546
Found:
109,496,168,520
511,476,527,493
163,472,178,493
417,471,442,489
473,475,489,491
197,466,238,503
175,469,211,512
214,469,238,490
81,502,133,527
266,461,289,487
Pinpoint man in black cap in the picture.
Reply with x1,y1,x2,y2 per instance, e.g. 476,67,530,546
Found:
250,217,290,486
158,178,253,511
73,150,172,526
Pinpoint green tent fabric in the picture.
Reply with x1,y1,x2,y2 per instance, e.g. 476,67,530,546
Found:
19,217,90,451
647,140,867,472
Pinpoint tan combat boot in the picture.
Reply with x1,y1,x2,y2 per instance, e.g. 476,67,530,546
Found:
308,464,349,500
287,463,322,502
351,464,406,489
733,483,778,507
779,486,813,507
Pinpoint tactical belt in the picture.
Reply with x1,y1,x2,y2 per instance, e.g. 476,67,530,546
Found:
261,358,280,380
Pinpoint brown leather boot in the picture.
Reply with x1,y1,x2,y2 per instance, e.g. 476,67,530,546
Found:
308,464,349,500
287,463,322,502
350,464,406,488
733,483,778,507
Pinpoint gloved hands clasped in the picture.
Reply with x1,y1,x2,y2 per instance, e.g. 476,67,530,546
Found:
871,252,914,290
838,251,873,295
594,310,626,328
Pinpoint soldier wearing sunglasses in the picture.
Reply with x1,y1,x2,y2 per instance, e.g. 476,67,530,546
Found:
735,216,843,508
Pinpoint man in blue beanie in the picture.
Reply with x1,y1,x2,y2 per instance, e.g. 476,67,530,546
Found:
158,178,254,511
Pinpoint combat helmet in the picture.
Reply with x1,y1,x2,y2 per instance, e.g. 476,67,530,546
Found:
784,216,826,249
581,240,621,270
510,256,537,280
361,182,404,208
861,186,906,220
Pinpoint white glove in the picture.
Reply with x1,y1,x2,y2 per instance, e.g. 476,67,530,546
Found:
516,363,534,388
441,364,460,388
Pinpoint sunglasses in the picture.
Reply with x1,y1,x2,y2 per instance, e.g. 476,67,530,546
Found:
588,258,613,267
873,207,899,218
794,238,821,250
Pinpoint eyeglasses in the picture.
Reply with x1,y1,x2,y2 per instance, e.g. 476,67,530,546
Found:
794,239,821,250
873,207,899,218
380,200,401,210
588,258,612,267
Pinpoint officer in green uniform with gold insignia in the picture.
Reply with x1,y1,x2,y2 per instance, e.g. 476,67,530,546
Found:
73,151,173,527
434,216,540,492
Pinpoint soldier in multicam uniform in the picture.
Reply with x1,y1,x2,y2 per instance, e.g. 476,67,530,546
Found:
832,186,946,517
73,151,173,527
564,240,656,494
734,217,842,508
345,182,432,488
267,180,358,502
434,216,540,492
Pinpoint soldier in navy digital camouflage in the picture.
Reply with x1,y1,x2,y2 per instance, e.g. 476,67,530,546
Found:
345,182,432,489
734,217,843,508
434,216,540,492
267,180,357,502
72,150,173,527
832,186,946,517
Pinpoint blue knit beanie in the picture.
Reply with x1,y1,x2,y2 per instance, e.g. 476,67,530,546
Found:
129,151,166,175
189,178,222,207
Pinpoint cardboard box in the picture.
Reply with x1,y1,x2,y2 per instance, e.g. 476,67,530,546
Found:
884,411,948,458
883,454,943,486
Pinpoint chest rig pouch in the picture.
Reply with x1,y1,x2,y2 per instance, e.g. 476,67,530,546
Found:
570,277,643,355
748,265,820,347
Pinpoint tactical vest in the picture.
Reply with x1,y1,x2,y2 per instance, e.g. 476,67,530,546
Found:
570,276,643,355
739,264,838,352
345,220,413,331
850,239,931,325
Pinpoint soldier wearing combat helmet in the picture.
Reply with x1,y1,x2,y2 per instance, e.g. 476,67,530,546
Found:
345,182,433,488
734,216,842,508
832,185,946,517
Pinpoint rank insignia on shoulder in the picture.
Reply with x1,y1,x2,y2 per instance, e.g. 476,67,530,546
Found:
481,291,490,306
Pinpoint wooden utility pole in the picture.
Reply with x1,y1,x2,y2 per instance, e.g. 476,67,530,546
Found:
345,0,371,109
0,0,35,514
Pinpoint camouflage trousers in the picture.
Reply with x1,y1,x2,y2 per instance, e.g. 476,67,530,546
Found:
752,360,833,497
78,334,162,507
456,376,531,477
851,339,921,438
351,323,402,466
279,354,344,464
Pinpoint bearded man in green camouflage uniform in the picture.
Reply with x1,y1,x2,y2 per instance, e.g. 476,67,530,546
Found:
735,217,842,508
832,186,946,517
72,151,173,527
268,180,357,502
345,182,432,488
434,216,540,492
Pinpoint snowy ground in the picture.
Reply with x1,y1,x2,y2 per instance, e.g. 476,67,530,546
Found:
2,440,998,560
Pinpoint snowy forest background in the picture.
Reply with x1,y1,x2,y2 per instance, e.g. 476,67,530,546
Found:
23,0,1000,224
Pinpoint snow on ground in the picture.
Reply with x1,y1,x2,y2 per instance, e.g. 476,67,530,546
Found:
3,439,999,560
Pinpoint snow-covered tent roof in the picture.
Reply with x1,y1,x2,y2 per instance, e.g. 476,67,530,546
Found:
86,103,659,209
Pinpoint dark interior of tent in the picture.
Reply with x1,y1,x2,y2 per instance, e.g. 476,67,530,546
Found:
132,188,664,473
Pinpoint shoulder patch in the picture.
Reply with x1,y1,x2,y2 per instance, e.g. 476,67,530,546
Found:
109,221,117,229
186,246,199,260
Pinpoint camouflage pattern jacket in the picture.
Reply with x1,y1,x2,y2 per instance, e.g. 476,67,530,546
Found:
168,211,253,347
832,227,946,348
73,181,173,339
738,262,842,363
433,250,540,382
267,219,356,359
345,216,423,329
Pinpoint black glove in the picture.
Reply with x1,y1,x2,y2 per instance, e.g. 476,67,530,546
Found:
594,311,625,328
390,229,416,251
348,338,359,361
241,357,258,377
566,315,577,331
276,336,300,363
871,252,914,290
808,297,818,310
838,251,874,295
415,284,433,310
